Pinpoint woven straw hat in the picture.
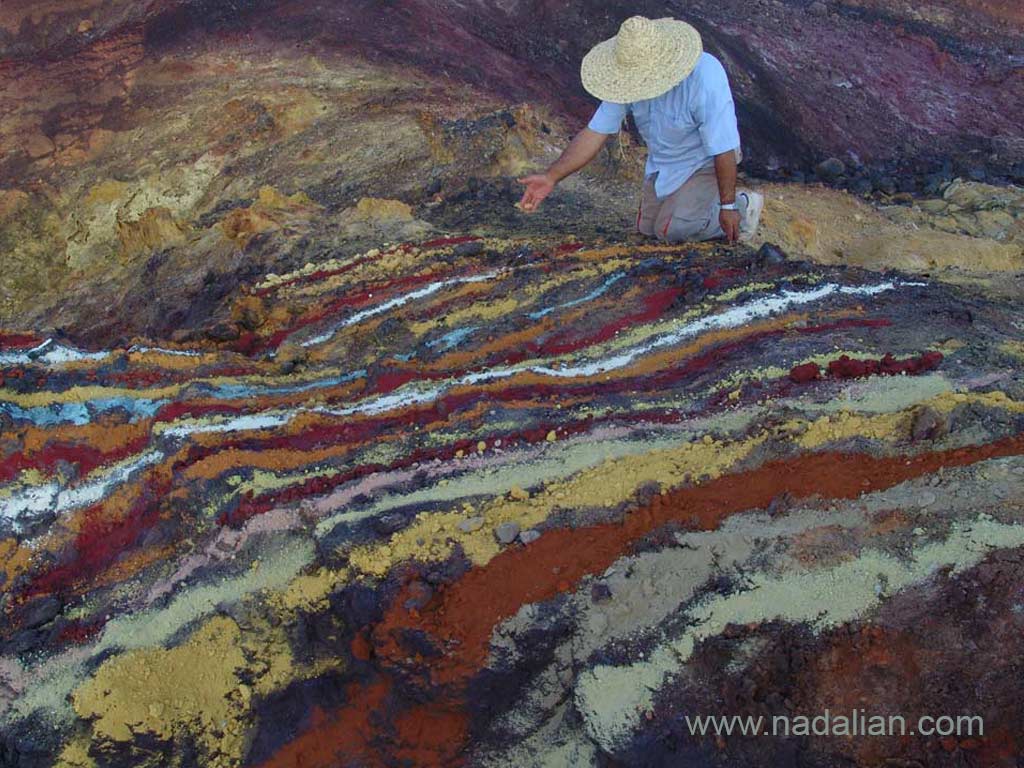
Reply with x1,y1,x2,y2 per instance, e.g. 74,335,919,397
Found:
581,16,703,104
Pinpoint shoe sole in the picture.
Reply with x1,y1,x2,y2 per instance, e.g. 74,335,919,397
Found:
738,191,764,242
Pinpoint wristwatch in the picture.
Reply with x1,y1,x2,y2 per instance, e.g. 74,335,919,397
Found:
720,202,738,211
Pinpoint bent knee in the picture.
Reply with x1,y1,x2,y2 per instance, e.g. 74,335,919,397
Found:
662,214,716,244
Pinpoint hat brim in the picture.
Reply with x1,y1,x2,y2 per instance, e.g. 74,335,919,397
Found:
580,19,703,104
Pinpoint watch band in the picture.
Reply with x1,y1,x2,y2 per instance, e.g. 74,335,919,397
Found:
720,202,738,211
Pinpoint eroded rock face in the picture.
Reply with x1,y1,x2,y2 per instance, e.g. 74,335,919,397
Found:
3,0,1022,168
1,0,1022,339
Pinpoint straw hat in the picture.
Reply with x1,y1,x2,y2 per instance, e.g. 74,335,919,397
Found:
581,16,703,104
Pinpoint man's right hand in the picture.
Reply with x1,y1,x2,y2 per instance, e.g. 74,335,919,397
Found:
516,129,609,213
517,173,556,213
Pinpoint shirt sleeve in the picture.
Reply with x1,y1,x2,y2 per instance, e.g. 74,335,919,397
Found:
694,57,740,156
587,101,629,134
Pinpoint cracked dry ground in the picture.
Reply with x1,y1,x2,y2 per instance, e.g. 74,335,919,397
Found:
3,230,1024,767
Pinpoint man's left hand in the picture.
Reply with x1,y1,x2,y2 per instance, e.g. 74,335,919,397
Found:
720,209,741,244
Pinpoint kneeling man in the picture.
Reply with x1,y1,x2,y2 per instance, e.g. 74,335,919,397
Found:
519,16,763,244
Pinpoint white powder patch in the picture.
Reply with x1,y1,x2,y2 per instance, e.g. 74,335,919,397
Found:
574,516,1024,752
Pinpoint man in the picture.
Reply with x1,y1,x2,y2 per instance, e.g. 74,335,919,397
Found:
518,15,763,244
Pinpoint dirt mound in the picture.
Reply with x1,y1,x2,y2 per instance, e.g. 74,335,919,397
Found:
755,181,1024,287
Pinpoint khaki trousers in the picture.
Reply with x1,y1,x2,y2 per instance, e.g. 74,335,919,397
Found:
637,148,747,243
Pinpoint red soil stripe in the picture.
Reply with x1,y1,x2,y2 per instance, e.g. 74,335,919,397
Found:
22,473,172,599
0,331,45,349
260,433,1024,767
257,269,486,352
791,351,944,383
540,286,682,355
421,236,481,248
216,318,898,523
375,434,1024,685
556,243,586,254
0,435,151,485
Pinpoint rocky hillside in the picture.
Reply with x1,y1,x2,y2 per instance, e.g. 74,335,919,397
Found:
1,0,1022,339
2,2,1024,767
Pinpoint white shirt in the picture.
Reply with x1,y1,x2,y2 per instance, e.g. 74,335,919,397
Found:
587,52,741,199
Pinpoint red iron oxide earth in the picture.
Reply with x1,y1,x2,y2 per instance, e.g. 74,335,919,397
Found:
258,435,1024,767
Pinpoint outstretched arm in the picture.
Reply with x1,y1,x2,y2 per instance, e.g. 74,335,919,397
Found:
517,128,610,213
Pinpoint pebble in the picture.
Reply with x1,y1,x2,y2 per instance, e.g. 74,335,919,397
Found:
403,580,434,610
457,516,485,533
591,582,613,603
453,240,484,257
851,177,873,196
373,513,407,535
755,242,787,266
910,406,948,442
21,596,61,629
966,166,988,183
815,157,846,180
519,529,541,545
545,430,557,442
494,522,521,544
509,486,530,501
917,490,937,508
